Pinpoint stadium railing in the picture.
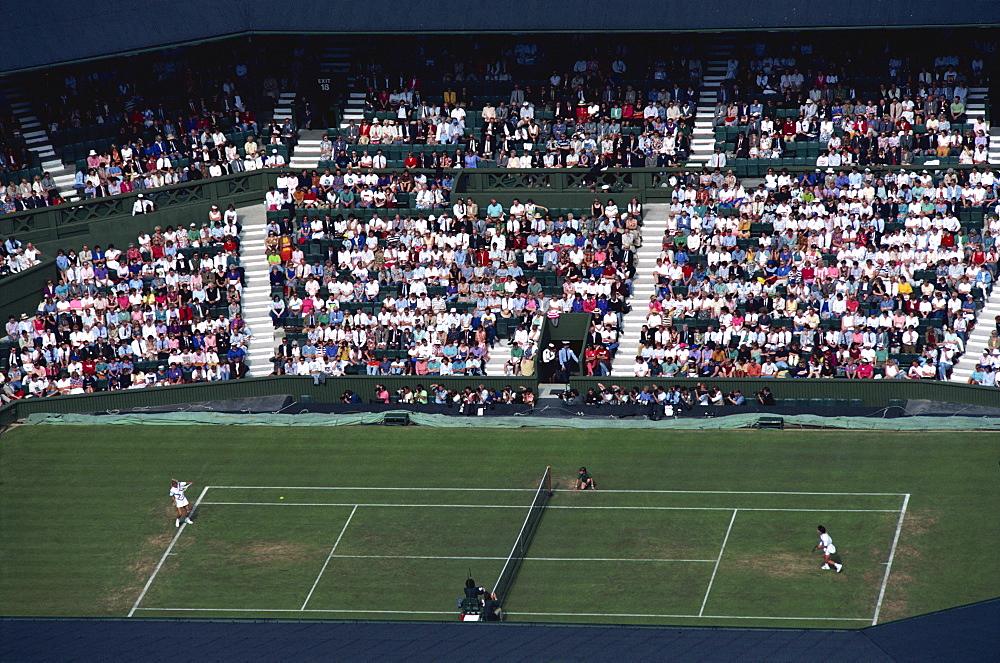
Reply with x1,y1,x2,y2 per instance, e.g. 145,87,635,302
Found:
4,163,988,258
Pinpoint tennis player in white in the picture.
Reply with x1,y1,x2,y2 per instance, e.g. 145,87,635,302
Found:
170,480,195,528
812,525,843,572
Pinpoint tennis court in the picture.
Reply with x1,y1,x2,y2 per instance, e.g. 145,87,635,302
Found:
130,476,909,627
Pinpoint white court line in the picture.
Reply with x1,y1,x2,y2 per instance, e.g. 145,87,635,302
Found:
127,485,209,618
327,554,716,563
210,486,907,496
133,606,869,621
700,509,738,617
301,505,358,611
872,493,911,625
200,502,898,513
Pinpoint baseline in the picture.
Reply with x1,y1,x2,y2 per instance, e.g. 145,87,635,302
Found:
134,607,870,621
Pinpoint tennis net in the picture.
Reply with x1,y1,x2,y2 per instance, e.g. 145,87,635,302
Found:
491,466,552,611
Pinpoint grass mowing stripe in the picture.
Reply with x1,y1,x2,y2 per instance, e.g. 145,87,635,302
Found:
127,485,209,618
872,493,912,625
326,554,717,562
200,502,899,512
699,509,738,617
300,505,358,611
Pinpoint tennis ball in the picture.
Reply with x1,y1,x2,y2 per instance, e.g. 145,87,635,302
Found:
279,496,284,500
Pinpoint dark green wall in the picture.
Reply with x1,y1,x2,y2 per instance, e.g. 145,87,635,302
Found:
0,170,273,258
0,374,538,426
568,377,1000,408
0,261,58,325
2,374,997,427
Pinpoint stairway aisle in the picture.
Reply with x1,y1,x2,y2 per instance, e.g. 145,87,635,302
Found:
484,336,515,378
949,284,1000,383
611,203,670,376
688,37,735,166
272,91,297,127
3,83,79,201
236,203,278,377
965,84,988,123
962,82,996,165
288,129,327,169
340,87,366,129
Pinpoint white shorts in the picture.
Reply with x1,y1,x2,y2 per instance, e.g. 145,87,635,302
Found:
175,498,190,508
825,544,837,555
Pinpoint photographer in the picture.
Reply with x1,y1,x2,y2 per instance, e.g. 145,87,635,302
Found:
726,390,746,406
560,388,581,406
756,386,776,406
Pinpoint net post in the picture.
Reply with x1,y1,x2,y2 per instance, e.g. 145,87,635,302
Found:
545,466,552,496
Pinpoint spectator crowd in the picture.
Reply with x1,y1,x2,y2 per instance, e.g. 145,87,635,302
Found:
714,41,992,166
0,206,250,403
626,165,997,382
263,174,644,378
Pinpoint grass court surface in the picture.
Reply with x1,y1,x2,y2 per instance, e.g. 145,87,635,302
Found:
0,426,996,628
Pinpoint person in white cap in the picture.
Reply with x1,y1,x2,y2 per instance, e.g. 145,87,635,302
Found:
267,148,286,168
131,193,154,216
